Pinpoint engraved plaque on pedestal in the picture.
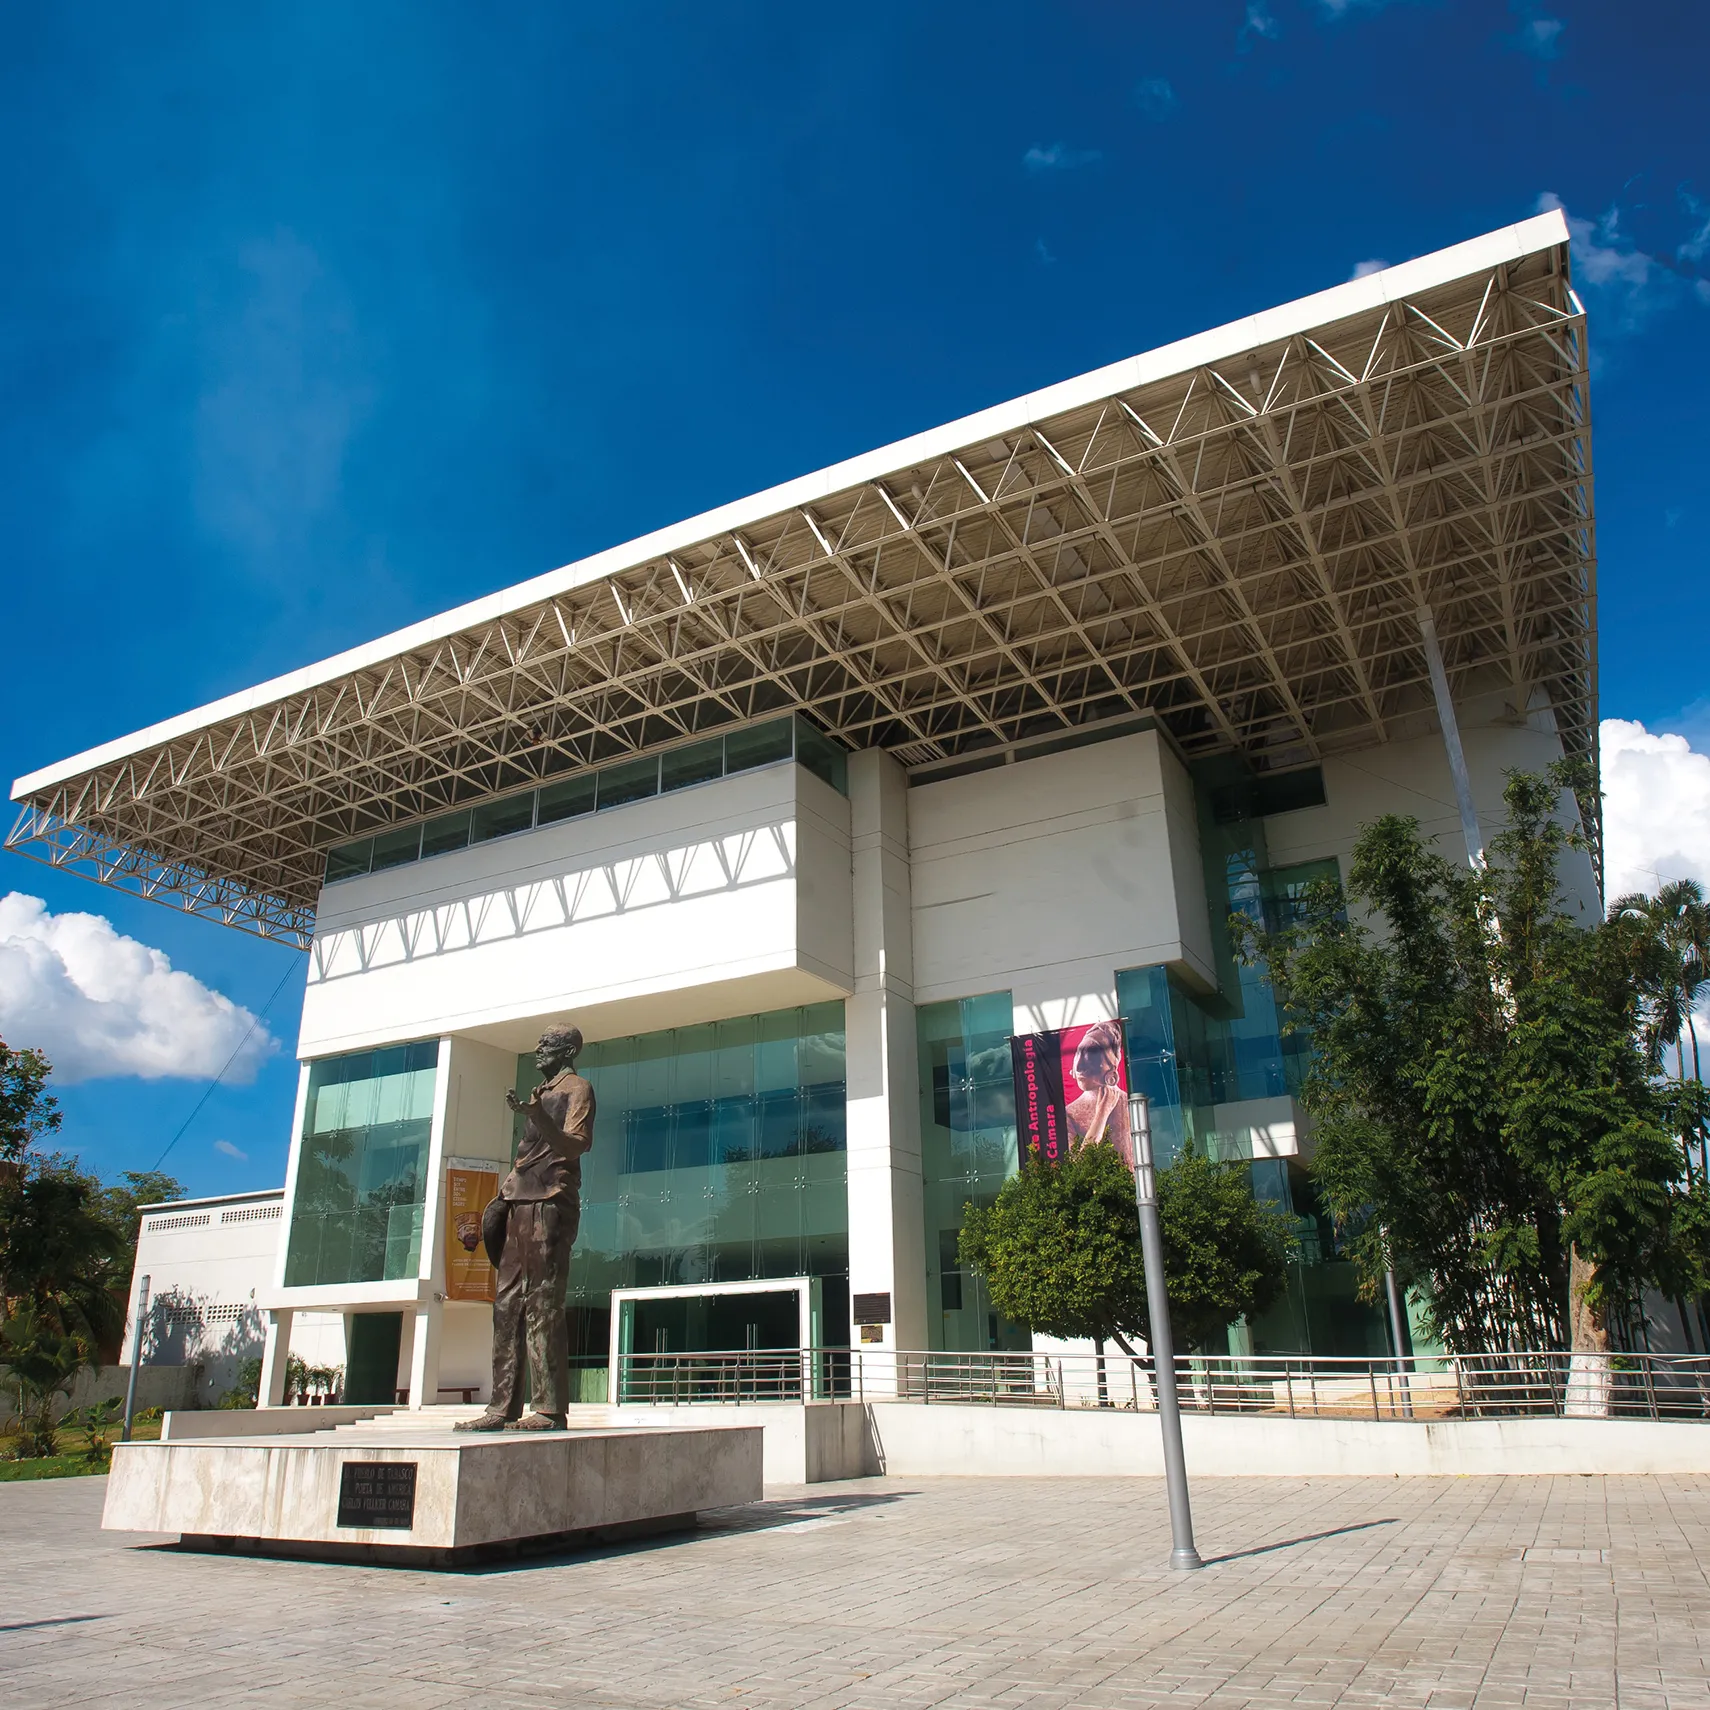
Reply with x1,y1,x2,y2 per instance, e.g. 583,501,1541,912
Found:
336,1461,418,1529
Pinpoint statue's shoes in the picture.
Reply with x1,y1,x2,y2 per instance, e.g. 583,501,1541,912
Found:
507,1412,568,1432
453,1410,513,1432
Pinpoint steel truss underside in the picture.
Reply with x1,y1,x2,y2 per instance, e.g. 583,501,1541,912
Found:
8,243,1594,949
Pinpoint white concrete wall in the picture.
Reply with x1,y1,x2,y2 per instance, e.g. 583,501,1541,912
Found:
907,729,1215,1030
864,1402,1710,1478
122,1193,284,1396
845,751,927,1361
1265,699,1601,920
300,761,855,1059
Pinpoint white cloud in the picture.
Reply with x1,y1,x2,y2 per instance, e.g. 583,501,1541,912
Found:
1536,191,1710,332
1133,77,1178,121
214,1139,249,1161
0,894,277,1085
1600,720,1710,903
1350,258,1389,279
1238,2,1282,49
1023,143,1102,174
1515,15,1564,57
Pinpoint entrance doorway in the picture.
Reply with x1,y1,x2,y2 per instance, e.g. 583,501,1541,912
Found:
345,1311,403,1405
609,1279,822,1403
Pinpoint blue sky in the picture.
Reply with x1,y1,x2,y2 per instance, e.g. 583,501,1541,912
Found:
3,0,1707,1198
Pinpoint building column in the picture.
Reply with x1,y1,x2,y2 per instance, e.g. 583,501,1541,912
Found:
844,750,926,1391
1418,605,1487,869
407,1298,443,1408
258,1309,294,1407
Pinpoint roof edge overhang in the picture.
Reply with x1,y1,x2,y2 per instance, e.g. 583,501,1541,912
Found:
11,209,1572,802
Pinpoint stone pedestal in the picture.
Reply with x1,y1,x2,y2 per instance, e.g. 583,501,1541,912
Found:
103,1415,763,1567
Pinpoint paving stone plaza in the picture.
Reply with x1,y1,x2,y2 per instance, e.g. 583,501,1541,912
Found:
4,1472,1708,1709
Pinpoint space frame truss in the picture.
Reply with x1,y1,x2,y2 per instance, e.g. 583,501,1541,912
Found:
7,239,1596,949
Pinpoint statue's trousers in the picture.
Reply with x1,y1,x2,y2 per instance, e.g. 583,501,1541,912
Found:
488,1198,576,1418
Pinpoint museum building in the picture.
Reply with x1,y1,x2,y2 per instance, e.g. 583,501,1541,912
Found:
9,212,1600,1409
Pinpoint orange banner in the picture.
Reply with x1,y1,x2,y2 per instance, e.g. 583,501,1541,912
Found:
444,1165,500,1302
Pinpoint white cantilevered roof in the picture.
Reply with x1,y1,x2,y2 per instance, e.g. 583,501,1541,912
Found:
8,211,1595,949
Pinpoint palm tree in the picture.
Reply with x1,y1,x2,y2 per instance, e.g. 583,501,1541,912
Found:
1611,880,1710,1079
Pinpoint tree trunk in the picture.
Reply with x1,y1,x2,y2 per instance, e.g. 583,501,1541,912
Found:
1093,1335,1110,1408
1563,1244,1612,1417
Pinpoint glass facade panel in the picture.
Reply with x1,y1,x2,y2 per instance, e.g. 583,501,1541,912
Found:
471,792,536,843
1115,760,1381,1354
724,719,793,773
370,824,422,872
284,1041,438,1287
420,808,472,858
793,716,849,793
537,773,597,825
324,839,372,881
661,737,725,792
542,1002,849,1358
916,991,1031,1353
321,716,849,884
596,755,661,810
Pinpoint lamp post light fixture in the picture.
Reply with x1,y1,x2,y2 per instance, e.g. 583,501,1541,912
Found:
1128,1095,1203,1571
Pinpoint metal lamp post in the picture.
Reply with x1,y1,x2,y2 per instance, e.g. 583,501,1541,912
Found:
1129,1096,1202,1571
121,1274,150,1444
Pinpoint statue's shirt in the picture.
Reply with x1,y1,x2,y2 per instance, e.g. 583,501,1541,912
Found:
502,1069,595,1203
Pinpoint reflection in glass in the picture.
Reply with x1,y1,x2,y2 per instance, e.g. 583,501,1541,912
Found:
916,991,1029,1353
541,1002,849,1364
284,1041,438,1287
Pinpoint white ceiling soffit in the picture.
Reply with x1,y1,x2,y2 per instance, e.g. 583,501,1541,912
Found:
7,211,1593,948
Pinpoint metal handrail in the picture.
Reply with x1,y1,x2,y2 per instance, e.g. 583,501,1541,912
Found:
610,1347,1710,1422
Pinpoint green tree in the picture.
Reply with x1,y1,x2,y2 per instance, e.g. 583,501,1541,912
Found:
1242,761,1679,1355
1611,878,1710,1087
0,1040,181,1362
0,1038,60,1162
958,1142,1291,1354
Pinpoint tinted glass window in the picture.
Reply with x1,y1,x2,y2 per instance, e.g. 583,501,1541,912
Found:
724,720,793,774
471,793,535,843
325,840,372,883
661,737,725,793
537,774,596,825
597,755,660,810
370,825,422,872
419,809,471,858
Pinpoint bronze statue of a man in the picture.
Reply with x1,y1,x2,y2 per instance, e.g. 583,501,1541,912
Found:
456,1023,594,1432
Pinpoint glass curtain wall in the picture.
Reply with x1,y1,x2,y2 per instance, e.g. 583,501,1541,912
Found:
534,1002,850,1383
284,1041,438,1287
916,992,1031,1353
1117,759,1386,1356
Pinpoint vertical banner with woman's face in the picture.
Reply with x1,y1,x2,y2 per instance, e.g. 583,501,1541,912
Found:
443,1160,500,1303
1010,1021,1134,1169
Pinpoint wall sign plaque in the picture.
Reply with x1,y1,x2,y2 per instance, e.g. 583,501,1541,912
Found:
336,1461,418,1530
852,1292,891,1326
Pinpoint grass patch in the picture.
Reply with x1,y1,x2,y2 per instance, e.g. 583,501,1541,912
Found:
0,1418,161,1479
0,1455,104,1482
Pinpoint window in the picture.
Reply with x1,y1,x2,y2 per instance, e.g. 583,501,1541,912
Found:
283,1042,438,1288
547,1002,849,1348
915,992,1030,1354
322,716,850,884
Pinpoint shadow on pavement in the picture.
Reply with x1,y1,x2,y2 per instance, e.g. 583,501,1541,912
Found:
1201,1516,1399,1565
